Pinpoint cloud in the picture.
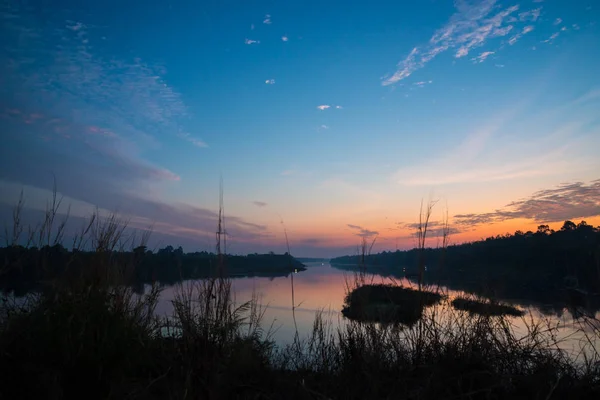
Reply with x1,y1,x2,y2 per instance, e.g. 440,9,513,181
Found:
317,105,343,110
383,1,543,85
495,64,505,68
347,224,379,238
414,80,433,86
554,18,562,25
393,103,598,187
265,79,275,84
454,180,600,227
319,125,329,130
263,14,272,25
281,36,288,42
400,221,463,238
472,51,495,63
177,132,208,148
518,8,542,22
280,169,296,176
492,25,513,37
383,47,420,85
1,4,204,152
523,25,535,34
66,21,85,31
508,25,535,45
187,137,208,148
245,38,260,45
252,201,267,207
542,32,560,43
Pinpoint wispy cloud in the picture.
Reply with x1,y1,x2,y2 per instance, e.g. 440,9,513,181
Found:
280,169,296,176
401,221,463,238
492,25,513,37
383,1,543,85
319,125,329,130
245,38,260,45
454,180,600,227
508,25,535,45
393,102,597,186
263,14,272,25
347,224,379,238
252,201,268,208
518,8,542,22
317,105,343,110
1,3,205,151
187,137,209,148
281,35,288,42
414,80,434,86
66,21,85,31
542,32,560,43
265,79,275,84
471,51,495,63
554,18,563,25
523,25,535,34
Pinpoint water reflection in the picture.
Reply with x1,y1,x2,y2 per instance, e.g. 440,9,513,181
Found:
154,263,600,353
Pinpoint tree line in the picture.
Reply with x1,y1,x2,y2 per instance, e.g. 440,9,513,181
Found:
331,220,600,315
0,245,305,296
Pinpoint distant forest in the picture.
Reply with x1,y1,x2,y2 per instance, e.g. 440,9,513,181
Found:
331,220,600,315
0,246,305,296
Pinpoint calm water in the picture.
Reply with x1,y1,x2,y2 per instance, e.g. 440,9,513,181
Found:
155,262,600,358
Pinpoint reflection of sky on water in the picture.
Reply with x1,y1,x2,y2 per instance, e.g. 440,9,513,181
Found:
155,263,600,355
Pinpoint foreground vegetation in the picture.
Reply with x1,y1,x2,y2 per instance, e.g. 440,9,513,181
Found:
2,258,599,399
1,195,599,399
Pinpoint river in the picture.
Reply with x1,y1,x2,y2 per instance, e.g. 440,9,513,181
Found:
153,262,600,359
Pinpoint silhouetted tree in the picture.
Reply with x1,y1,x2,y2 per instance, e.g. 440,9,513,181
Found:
537,225,551,235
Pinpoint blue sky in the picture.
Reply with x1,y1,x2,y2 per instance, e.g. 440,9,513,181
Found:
1,0,599,256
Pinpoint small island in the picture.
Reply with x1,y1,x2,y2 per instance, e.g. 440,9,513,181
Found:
342,284,443,326
451,297,525,317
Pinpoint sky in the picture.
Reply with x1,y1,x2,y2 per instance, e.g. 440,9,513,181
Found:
1,0,599,257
